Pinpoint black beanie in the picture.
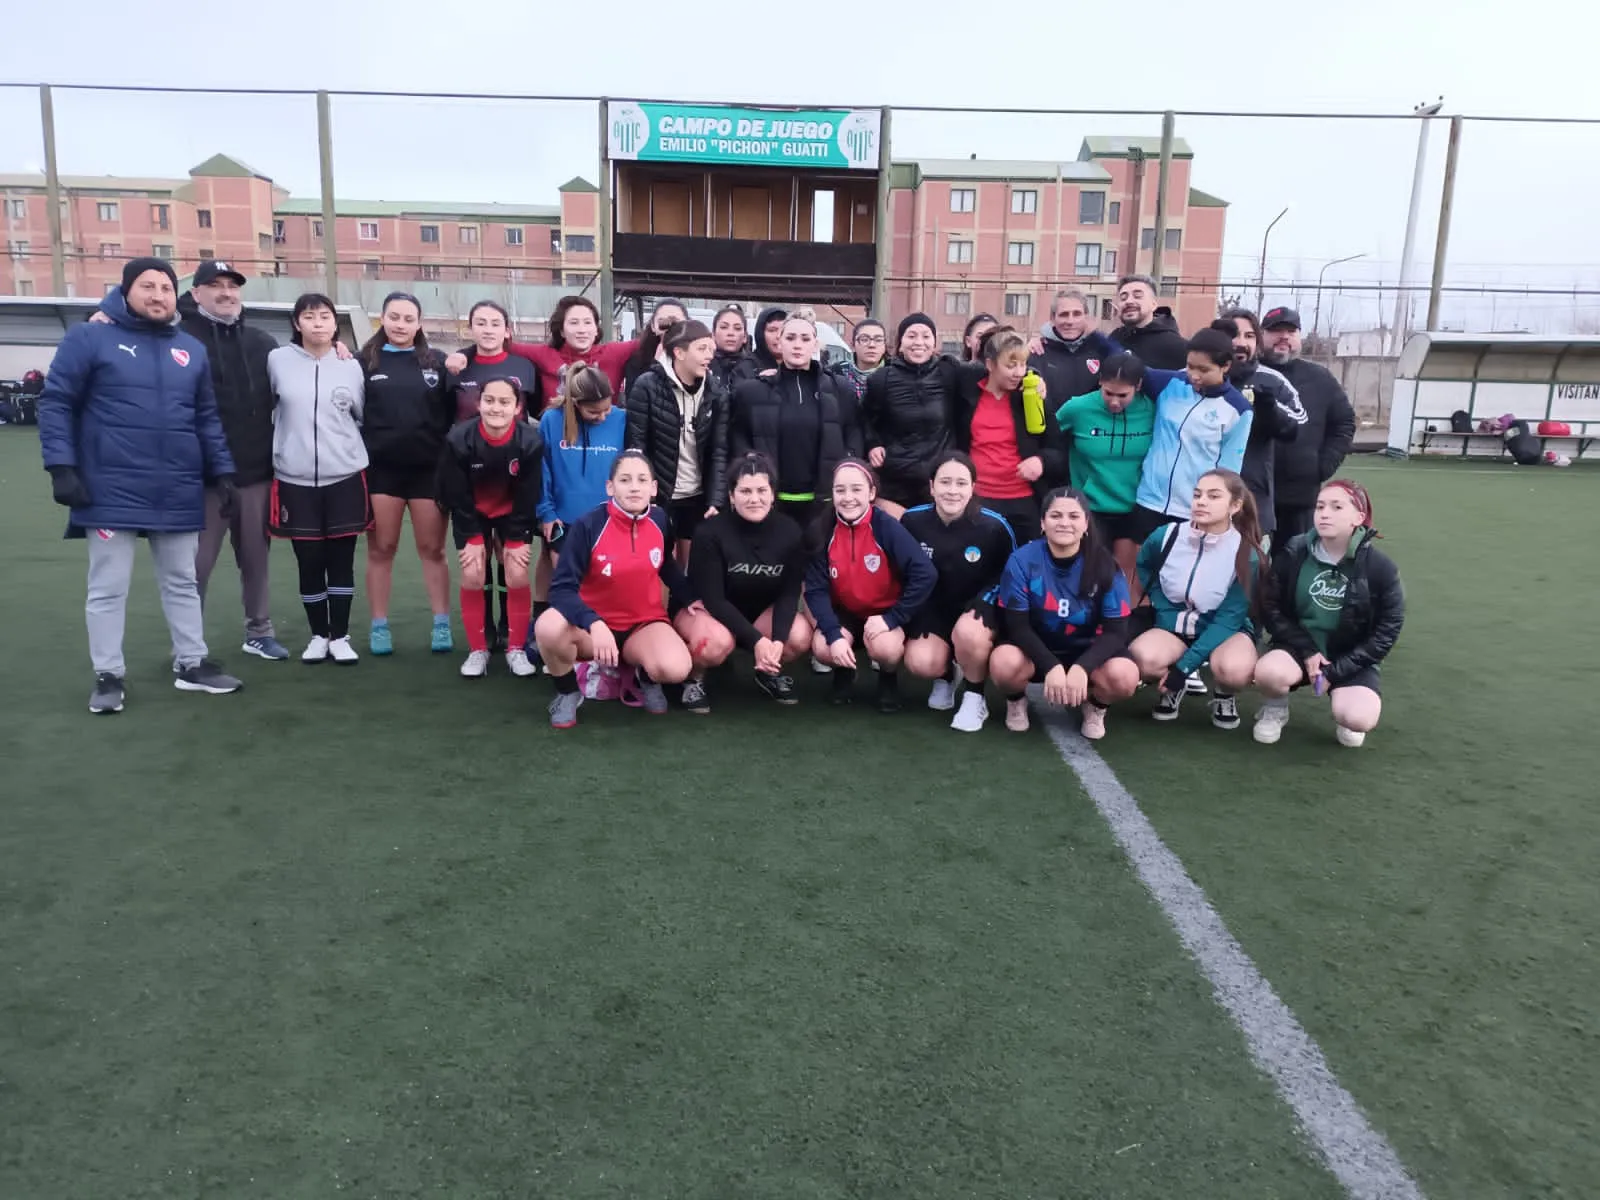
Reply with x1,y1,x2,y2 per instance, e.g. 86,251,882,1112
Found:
120,256,178,297
896,312,937,345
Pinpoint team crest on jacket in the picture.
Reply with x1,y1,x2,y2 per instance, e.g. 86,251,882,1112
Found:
422,369,440,388
1087,359,1100,374
508,458,520,477
649,546,663,567
964,545,981,563
170,348,190,367
864,554,881,573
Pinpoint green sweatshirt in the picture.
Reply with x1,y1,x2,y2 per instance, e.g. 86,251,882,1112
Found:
1295,528,1367,652
1054,389,1156,514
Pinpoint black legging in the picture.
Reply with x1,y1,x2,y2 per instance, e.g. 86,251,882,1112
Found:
293,536,358,638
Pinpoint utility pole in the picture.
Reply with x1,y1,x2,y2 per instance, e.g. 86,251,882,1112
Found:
39,85,66,296
316,91,338,303
1391,97,1443,354
1149,111,1175,290
1312,253,1365,341
871,105,893,318
598,99,615,331
1255,206,1289,314
1425,115,1463,332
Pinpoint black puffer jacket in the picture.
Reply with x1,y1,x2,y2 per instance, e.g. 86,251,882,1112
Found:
1028,327,1104,409
176,292,277,486
1233,359,1306,535
625,362,730,508
1264,532,1403,685
1115,308,1188,370
951,367,1068,499
710,347,749,393
725,307,787,389
862,354,961,492
730,362,862,496
1269,356,1356,507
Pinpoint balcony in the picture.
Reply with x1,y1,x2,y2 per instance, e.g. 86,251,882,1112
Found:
611,233,874,304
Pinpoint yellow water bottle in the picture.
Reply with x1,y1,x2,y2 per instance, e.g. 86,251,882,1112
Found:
1022,370,1046,435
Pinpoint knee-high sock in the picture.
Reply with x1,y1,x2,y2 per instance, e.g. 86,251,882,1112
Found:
461,585,488,653
292,539,330,637
506,585,532,650
324,536,357,638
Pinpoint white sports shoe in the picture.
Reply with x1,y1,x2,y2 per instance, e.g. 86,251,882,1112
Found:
1253,699,1290,744
327,636,359,664
810,654,832,675
1336,725,1366,748
460,649,491,677
950,690,989,732
301,635,330,663
928,678,956,710
1184,671,1209,695
505,648,537,677
1005,696,1030,733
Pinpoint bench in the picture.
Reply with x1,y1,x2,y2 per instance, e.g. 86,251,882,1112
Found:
1414,420,1598,461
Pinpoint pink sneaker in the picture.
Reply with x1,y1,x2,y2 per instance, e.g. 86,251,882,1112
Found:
576,661,625,702
1080,701,1108,740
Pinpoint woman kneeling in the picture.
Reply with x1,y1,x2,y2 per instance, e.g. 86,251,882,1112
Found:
987,487,1139,738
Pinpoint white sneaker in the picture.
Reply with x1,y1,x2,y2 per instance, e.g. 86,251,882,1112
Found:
327,636,359,664
1080,701,1108,741
1336,725,1366,748
301,635,330,663
1185,671,1209,695
950,690,988,732
928,664,963,710
1253,700,1290,744
810,654,832,675
460,649,490,677
505,648,537,677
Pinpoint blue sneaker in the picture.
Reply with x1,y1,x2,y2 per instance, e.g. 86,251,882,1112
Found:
430,618,453,653
369,622,393,656
242,636,290,661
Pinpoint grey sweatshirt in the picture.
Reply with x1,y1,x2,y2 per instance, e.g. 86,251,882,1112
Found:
268,344,368,487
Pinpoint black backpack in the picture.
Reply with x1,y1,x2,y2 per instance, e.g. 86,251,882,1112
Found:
1449,409,1472,433
1504,420,1541,466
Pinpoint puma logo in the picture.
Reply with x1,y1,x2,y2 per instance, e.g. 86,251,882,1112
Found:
117,344,137,358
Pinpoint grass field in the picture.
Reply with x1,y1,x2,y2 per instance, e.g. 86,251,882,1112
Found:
1,431,1596,1199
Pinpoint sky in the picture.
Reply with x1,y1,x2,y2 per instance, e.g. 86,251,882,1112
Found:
5,0,1600,333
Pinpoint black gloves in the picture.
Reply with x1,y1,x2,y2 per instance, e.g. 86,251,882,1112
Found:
215,475,238,521
48,466,91,509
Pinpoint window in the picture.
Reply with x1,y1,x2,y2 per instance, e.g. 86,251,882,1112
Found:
1011,189,1037,215
458,225,479,245
940,340,962,357
1004,293,1031,317
950,188,975,213
1075,243,1102,276
199,247,214,259
358,221,379,241
6,199,25,219
505,226,524,246
1140,227,1156,250
272,219,285,244
1105,250,1118,275
1101,298,1115,321
420,264,441,281
6,239,27,259
1160,276,1178,297
272,259,286,277
565,234,595,253
419,224,440,244
363,259,381,277
944,292,971,315
257,233,272,253
947,239,974,264
549,228,562,254
151,203,169,230
564,272,592,286
16,279,33,296
152,243,173,259
1165,228,1182,252
507,268,523,283
97,202,119,221
461,266,476,281
311,219,323,239
98,242,121,258
197,209,212,229
1109,201,1121,225
1079,192,1106,224
1007,241,1035,266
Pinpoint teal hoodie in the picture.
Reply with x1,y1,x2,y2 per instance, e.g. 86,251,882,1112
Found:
1055,388,1155,513
1136,522,1257,675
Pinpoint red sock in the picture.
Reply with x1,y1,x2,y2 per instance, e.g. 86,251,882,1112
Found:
506,585,532,650
460,586,488,652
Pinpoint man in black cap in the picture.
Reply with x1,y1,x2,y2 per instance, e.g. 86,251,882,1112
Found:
1259,306,1356,546
178,260,286,660
38,257,243,713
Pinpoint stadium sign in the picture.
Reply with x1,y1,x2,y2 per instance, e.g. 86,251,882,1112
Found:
608,103,880,170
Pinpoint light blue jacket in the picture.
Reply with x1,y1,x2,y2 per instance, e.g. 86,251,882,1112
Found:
1136,522,1257,675
1135,368,1253,517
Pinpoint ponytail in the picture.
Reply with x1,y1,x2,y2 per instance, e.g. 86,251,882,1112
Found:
561,364,612,447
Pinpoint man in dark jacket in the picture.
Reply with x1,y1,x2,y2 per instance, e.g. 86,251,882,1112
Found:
1260,307,1356,543
178,260,286,660
1113,275,1188,368
1215,310,1306,537
38,257,243,713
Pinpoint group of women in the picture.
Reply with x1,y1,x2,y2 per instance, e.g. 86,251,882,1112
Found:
263,291,1404,746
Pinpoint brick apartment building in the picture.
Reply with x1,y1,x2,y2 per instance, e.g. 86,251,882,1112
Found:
887,137,1226,349
0,153,602,300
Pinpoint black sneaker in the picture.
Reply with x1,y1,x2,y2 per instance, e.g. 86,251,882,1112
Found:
173,660,243,695
830,667,858,705
754,670,798,705
876,672,902,714
681,677,711,714
89,672,125,714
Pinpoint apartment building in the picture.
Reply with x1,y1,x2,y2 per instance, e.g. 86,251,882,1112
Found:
887,137,1227,348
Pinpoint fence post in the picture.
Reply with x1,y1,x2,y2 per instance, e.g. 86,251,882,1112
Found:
1425,116,1463,332
871,105,893,318
598,99,615,331
316,91,339,303
39,85,66,296
1149,111,1175,291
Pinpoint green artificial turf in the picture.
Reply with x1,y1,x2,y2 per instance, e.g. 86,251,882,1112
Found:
1098,458,1600,1199
0,429,1339,1198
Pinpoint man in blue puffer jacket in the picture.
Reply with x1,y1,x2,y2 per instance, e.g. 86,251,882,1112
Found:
39,257,245,713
